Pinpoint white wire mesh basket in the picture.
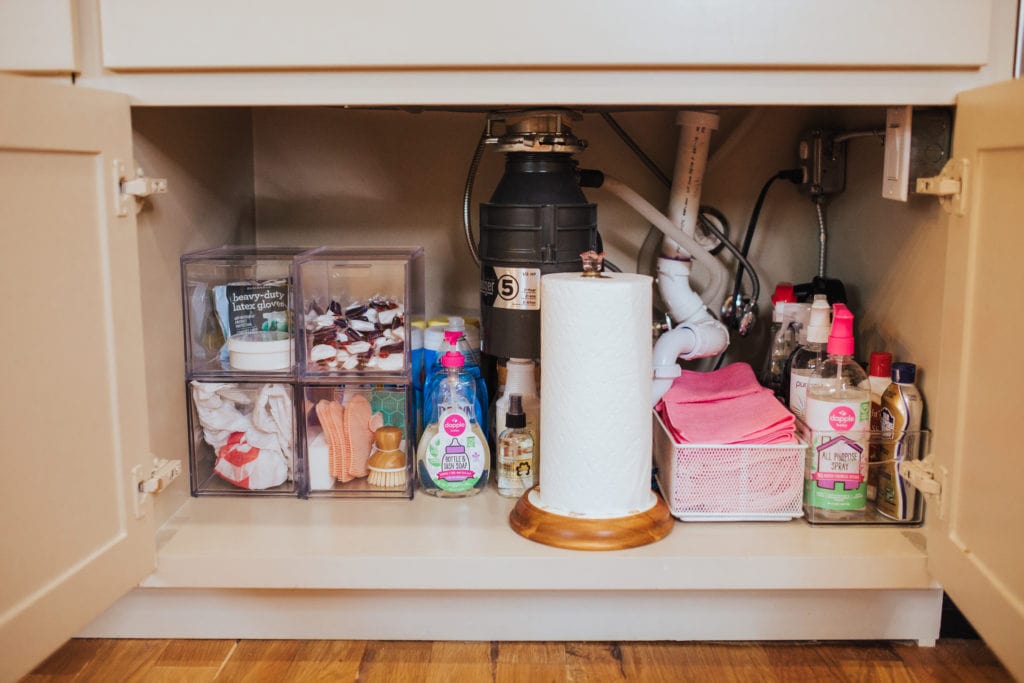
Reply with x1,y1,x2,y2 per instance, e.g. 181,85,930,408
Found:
653,413,806,521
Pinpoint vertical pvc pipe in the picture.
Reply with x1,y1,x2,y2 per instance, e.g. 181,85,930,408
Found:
662,111,720,259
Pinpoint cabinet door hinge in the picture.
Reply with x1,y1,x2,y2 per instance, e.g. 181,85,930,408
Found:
132,458,182,519
915,158,968,216
899,456,948,517
113,159,167,217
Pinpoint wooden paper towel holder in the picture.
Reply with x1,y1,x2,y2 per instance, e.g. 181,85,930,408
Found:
509,486,673,551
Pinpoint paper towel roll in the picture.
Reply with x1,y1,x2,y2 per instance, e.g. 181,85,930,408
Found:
535,272,655,518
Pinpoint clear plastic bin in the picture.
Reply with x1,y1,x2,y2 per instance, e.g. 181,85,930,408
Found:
295,247,425,380
187,380,298,496
181,247,303,377
801,422,929,526
300,382,414,498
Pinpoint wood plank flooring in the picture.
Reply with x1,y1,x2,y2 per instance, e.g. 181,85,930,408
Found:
23,638,1012,682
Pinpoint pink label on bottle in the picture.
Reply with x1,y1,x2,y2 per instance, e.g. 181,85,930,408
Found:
443,414,467,436
828,405,857,431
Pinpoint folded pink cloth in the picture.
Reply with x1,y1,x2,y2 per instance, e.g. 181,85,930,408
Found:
656,363,796,444
659,362,762,405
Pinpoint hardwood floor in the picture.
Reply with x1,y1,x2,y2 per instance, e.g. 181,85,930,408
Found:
23,638,1012,682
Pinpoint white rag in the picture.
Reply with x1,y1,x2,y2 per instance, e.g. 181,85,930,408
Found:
190,381,292,490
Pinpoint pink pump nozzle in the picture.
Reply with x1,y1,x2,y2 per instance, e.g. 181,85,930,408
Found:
827,303,856,356
444,330,461,346
441,351,465,368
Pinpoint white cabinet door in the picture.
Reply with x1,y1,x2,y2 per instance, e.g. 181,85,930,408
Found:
0,75,155,681
929,78,1024,681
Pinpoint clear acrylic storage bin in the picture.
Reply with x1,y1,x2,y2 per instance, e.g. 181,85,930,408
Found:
295,247,425,380
300,383,414,498
187,380,298,496
181,247,303,377
801,423,930,526
653,413,806,521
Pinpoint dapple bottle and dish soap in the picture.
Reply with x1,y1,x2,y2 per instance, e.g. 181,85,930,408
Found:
805,304,871,520
417,347,489,497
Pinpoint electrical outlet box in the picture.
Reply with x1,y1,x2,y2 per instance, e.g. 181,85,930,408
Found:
797,129,846,198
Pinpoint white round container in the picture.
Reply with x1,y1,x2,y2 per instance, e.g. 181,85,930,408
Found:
227,331,292,371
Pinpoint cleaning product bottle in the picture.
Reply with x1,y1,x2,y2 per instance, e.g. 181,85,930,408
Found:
417,348,489,497
804,304,871,520
760,283,797,396
787,295,831,418
493,358,540,471
496,394,536,497
875,362,924,520
863,351,893,502
423,321,489,438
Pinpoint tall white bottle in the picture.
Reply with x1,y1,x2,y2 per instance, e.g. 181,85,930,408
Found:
787,295,831,419
804,303,871,520
493,358,540,475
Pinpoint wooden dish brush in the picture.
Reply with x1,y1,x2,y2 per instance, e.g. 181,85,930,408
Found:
366,426,407,488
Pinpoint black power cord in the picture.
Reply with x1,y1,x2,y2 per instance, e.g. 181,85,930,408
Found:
725,169,803,320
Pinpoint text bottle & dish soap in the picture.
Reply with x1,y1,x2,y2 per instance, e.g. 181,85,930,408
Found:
863,350,893,501
493,358,540,472
788,294,831,418
804,304,871,520
417,348,489,497
875,362,924,520
423,323,489,438
496,393,536,497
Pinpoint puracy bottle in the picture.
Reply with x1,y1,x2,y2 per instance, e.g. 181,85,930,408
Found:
804,304,871,520
788,295,831,418
417,348,489,497
496,394,536,498
875,362,924,520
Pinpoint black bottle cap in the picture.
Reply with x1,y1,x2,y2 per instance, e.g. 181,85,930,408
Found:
891,362,917,384
506,394,527,428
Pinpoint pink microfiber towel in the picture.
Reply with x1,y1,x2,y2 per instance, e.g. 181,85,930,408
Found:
659,362,763,405
656,363,796,444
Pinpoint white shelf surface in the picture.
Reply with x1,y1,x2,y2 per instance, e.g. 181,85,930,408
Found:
146,493,933,591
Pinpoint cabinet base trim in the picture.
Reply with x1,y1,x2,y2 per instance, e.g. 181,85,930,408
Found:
81,587,942,645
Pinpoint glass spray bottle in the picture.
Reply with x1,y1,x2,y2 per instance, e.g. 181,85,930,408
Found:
804,303,871,520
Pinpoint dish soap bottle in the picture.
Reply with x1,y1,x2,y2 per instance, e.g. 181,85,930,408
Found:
787,294,831,418
417,348,489,497
804,303,871,520
862,351,893,502
423,321,489,438
875,362,924,520
497,394,535,498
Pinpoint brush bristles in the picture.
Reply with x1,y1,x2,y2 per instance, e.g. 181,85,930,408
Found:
367,467,407,488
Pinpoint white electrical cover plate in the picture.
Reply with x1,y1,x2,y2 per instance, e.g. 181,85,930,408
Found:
882,106,913,201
